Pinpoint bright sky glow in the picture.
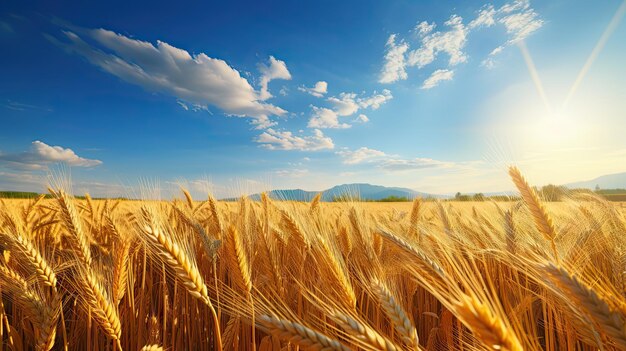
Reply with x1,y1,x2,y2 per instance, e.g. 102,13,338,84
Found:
1,0,625,198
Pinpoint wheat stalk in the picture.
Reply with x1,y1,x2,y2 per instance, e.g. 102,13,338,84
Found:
257,314,352,351
50,188,93,266
2,232,57,290
140,206,222,350
545,264,626,350
331,310,402,351
372,279,419,348
79,269,122,341
454,294,524,351
508,167,559,262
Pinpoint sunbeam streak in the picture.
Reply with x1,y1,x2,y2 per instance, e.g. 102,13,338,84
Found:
562,0,626,110
517,40,552,115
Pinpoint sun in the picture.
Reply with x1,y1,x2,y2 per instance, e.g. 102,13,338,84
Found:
529,108,580,146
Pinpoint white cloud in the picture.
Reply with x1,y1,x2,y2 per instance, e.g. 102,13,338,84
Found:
354,114,369,123
421,69,454,89
255,128,334,151
379,34,409,83
308,89,393,129
498,4,543,44
337,146,456,171
500,0,530,14
308,107,351,129
0,171,45,192
337,147,386,165
311,90,392,129
258,56,292,100
327,93,360,116
490,46,504,56
177,100,189,111
407,15,468,69
481,57,497,69
380,0,543,86
176,100,210,113
481,0,543,66
378,158,452,171
298,81,328,97
0,141,102,170
358,89,393,109
469,5,497,29
275,169,309,177
48,26,287,129
327,89,393,116
414,21,436,37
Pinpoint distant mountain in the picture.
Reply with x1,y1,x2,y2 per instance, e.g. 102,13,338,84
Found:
236,183,442,202
565,172,626,190
320,183,438,201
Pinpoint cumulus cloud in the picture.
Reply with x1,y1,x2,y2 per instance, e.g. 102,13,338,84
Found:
468,5,497,29
498,2,543,44
481,1,543,67
414,21,436,37
327,93,360,116
309,90,392,129
48,26,287,129
380,0,543,85
0,141,102,170
408,15,468,69
327,90,392,116
308,107,351,129
358,89,393,109
298,81,328,97
258,56,292,100
255,128,334,151
379,34,409,83
421,69,454,89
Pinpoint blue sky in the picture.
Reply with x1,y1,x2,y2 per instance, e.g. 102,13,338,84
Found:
1,0,625,198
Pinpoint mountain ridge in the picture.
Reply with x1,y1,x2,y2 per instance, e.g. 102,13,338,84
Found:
565,171,626,189
229,183,444,201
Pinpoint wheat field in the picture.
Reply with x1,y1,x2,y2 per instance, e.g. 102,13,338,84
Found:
0,167,625,351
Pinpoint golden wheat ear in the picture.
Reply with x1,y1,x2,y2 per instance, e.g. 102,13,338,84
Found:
452,294,524,351
330,309,403,351
49,188,93,266
371,279,419,349
139,206,223,350
77,267,122,342
257,314,353,351
544,264,626,350
508,166,559,262
309,192,322,214
0,264,59,351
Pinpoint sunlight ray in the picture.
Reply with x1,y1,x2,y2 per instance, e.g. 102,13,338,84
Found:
517,40,552,114
562,0,626,110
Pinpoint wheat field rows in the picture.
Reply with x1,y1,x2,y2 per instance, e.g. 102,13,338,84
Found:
0,167,625,351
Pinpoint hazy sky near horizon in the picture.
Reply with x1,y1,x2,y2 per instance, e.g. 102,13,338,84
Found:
1,0,625,198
